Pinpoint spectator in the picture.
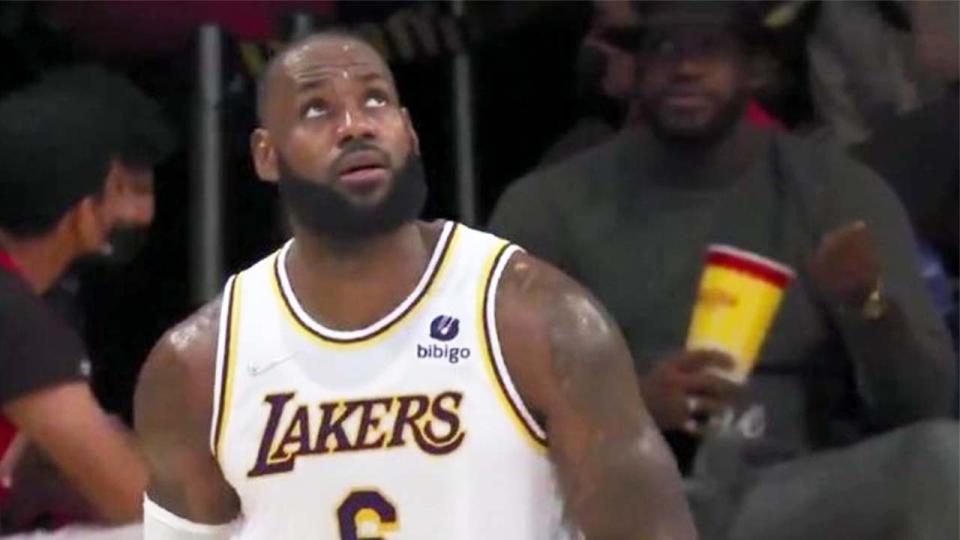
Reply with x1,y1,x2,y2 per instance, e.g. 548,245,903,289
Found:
540,0,782,168
799,0,948,144
490,2,957,539
539,1,641,166
0,67,172,529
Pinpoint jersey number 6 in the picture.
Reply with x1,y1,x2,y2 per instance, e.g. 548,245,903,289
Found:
337,490,399,540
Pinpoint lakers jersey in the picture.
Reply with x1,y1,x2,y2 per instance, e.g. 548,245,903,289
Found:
210,221,571,539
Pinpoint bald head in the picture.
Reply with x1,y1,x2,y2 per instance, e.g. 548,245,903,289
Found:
257,32,395,124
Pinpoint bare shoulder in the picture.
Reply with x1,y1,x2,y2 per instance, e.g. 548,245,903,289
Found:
134,298,222,441
494,250,638,417
155,299,221,372
497,251,622,362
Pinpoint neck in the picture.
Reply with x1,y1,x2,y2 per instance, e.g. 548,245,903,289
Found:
0,232,75,293
646,119,765,188
285,221,434,330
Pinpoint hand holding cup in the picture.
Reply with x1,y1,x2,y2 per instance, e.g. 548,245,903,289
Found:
638,350,741,436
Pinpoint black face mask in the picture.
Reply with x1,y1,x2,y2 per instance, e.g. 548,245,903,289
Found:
102,226,149,265
72,225,150,272
276,146,427,242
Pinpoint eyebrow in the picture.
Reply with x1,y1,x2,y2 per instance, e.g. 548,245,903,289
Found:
294,69,388,93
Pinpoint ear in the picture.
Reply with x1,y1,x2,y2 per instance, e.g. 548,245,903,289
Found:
401,108,421,156
68,196,109,255
251,128,279,183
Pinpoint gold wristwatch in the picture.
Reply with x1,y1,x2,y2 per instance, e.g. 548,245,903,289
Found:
861,278,888,320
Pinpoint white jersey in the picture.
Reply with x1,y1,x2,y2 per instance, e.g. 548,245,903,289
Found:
210,221,570,539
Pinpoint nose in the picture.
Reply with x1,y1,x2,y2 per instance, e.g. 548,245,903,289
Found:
114,191,154,229
128,192,155,227
334,105,376,147
116,173,155,228
673,55,705,79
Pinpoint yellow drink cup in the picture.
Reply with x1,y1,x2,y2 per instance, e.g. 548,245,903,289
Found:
686,245,795,383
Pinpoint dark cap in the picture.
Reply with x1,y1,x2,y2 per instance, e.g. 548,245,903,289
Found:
0,90,116,238
605,1,767,51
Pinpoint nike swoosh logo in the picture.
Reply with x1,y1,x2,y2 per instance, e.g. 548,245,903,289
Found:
248,353,297,376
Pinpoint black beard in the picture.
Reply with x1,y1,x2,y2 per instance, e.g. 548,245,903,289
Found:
71,225,149,270
276,149,427,242
642,93,749,149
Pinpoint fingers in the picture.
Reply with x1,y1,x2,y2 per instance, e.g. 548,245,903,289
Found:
674,350,736,373
681,396,730,437
681,369,741,401
810,220,880,303
685,395,728,418
820,220,867,246
827,220,867,240
645,351,742,435
818,221,876,259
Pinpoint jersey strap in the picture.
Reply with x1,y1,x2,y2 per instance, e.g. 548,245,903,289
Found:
210,274,242,459
478,242,549,451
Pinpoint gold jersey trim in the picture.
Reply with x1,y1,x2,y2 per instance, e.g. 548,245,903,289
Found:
478,242,548,451
211,273,242,460
272,222,459,347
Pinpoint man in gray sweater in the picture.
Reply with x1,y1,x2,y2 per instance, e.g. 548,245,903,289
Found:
490,3,957,539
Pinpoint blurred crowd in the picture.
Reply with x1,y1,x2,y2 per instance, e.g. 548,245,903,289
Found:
0,1,956,539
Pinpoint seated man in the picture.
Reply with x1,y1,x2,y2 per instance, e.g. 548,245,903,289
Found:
490,3,957,540
0,68,173,528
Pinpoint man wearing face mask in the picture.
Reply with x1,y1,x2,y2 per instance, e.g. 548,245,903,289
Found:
0,68,172,528
38,67,171,431
42,65,169,301
134,31,696,540
45,67,167,265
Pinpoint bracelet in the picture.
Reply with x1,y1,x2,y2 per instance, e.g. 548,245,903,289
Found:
861,278,888,320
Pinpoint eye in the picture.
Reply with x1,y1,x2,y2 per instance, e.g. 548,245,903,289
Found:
303,101,328,119
364,91,389,108
642,35,678,58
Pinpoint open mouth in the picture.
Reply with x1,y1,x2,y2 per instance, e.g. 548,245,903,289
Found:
336,150,389,187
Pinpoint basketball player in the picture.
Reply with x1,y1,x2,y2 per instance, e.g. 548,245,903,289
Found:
135,32,696,539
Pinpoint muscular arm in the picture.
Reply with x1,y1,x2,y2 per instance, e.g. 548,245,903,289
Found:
497,252,697,540
133,300,240,525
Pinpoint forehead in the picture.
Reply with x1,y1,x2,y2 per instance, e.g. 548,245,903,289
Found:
644,23,737,41
275,37,392,92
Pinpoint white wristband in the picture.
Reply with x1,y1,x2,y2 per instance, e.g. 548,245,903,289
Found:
143,495,235,540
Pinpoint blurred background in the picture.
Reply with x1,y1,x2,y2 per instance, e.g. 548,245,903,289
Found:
0,0,953,432
0,1,956,535
0,0,611,422
0,0,598,422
